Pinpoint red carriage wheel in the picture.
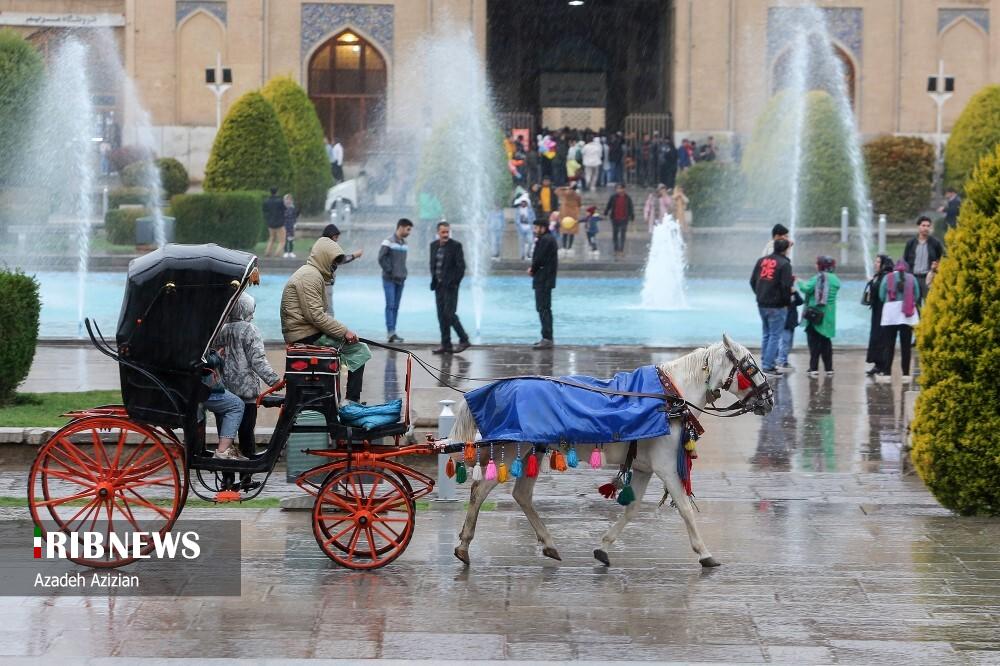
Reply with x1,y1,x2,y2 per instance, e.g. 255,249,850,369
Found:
312,467,415,570
28,416,184,568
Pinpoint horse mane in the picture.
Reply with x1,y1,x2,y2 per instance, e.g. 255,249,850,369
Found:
658,343,720,382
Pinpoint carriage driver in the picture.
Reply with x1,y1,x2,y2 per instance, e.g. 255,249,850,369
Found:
280,237,372,403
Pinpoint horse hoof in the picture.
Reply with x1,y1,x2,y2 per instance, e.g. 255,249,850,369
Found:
542,546,562,561
700,556,721,568
593,549,610,566
454,547,470,566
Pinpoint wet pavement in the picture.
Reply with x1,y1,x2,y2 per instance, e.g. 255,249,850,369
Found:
3,344,1000,663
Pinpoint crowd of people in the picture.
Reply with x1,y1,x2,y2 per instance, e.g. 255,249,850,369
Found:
505,127,721,191
751,195,959,381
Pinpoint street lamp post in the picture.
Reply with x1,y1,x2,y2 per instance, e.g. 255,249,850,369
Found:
927,60,954,193
205,52,232,129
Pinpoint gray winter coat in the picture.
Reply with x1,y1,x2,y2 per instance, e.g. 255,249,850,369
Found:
215,293,280,401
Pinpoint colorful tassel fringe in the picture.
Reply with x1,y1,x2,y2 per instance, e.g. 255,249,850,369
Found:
497,463,508,482
510,457,523,478
567,447,579,468
485,459,497,480
598,482,618,499
617,484,636,506
445,458,456,478
589,447,603,469
526,453,539,478
472,461,483,481
464,442,476,463
455,461,467,484
552,450,567,472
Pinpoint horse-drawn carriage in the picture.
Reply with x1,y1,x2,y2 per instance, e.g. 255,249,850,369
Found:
28,244,452,570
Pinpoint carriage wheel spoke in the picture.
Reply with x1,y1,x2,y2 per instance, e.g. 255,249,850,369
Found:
368,495,409,515
316,513,353,522
323,522,355,548
111,429,128,470
118,475,175,491
39,466,97,488
34,488,97,508
90,430,111,470
319,492,355,513
118,438,159,475
370,523,401,548
63,496,102,530
50,441,101,481
346,526,362,557
366,475,383,507
113,496,142,532
54,437,102,474
124,487,172,520
364,526,379,559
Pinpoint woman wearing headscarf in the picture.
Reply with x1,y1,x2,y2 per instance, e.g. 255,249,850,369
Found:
865,255,896,377
797,256,841,377
878,259,921,381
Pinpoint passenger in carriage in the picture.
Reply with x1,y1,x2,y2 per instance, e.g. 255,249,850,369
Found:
201,350,247,461
280,237,372,403
214,293,281,480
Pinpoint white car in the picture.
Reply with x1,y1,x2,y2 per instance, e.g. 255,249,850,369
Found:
324,177,358,213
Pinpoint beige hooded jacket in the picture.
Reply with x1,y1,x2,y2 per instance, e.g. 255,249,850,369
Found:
280,237,349,343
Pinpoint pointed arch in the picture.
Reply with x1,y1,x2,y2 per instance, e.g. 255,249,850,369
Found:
306,27,389,153
771,35,857,108
176,9,226,125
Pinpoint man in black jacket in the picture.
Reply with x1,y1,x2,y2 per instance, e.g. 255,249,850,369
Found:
750,238,793,373
530,217,559,349
429,221,470,354
903,216,945,302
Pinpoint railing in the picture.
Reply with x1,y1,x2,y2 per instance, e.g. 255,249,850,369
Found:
496,111,536,135
623,113,673,139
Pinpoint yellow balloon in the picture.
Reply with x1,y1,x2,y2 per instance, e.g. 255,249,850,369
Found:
560,216,577,231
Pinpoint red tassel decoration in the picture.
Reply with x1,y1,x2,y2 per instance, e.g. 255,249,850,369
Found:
445,457,456,478
598,482,618,499
526,452,539,477
464,442,476,463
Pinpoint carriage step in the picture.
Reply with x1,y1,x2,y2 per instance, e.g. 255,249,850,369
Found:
214,490,242,503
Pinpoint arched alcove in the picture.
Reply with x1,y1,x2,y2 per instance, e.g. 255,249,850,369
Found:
771,37,856,107
939,18,988,129
176,10,226,126
307,29,387,152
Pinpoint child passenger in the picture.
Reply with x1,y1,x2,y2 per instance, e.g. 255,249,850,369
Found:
213,293,280,468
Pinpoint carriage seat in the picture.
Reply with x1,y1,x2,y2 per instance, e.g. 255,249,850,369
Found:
344,421,410,442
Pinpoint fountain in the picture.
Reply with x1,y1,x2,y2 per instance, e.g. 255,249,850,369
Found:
14,38,98,336
395,19,502,340
640,215,688,310
746,3,874,276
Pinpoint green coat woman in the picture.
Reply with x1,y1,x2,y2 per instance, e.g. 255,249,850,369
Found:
797,256,841,374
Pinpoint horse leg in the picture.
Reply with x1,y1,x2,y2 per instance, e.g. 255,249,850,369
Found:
658,466,719,567
594,468,652,567
454,477,499,565
511,473,560,561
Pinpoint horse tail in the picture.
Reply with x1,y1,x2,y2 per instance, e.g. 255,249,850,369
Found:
449,399,480,442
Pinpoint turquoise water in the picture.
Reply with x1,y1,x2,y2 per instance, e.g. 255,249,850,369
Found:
38,272,872,346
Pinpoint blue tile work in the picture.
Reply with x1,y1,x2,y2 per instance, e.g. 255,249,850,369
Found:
767,7,863,63
938,8,989,34
176,1,227,25
301,3,394,61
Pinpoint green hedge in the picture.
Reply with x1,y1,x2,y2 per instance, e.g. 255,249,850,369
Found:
676,162,744,226
944,85,1000,194
204,91,292,194
864,135,934,223
121,158,190,199
743,90,856,227
912,143,1000,515
0,270,40,403
0,30,43,184
108,187,149,209
104,208,147,245
261,76,332,215
172,192,263,250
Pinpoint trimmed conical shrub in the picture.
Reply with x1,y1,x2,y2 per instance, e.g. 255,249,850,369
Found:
261,76,332,214
944,85,1000,194
911,143,1000,515
204,91,291,194
743,90,856,227
0,30,43,183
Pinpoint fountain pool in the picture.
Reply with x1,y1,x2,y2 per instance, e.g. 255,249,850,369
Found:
37,272,872,347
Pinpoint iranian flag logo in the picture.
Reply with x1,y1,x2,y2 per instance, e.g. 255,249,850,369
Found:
34,525,42,558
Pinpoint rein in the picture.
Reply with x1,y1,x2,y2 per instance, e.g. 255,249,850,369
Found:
359,337,770,419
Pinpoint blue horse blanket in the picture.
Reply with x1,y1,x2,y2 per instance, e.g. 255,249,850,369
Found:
463,365,670,445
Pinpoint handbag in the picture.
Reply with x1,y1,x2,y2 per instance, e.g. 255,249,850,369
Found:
861,279,874,306
803,305,825,325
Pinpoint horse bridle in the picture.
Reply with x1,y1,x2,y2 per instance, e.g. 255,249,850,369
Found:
702,348,774,417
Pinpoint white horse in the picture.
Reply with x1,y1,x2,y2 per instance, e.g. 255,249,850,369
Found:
449,334,773,568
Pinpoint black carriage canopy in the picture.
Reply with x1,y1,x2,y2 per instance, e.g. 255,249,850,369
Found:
116,244,258,372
